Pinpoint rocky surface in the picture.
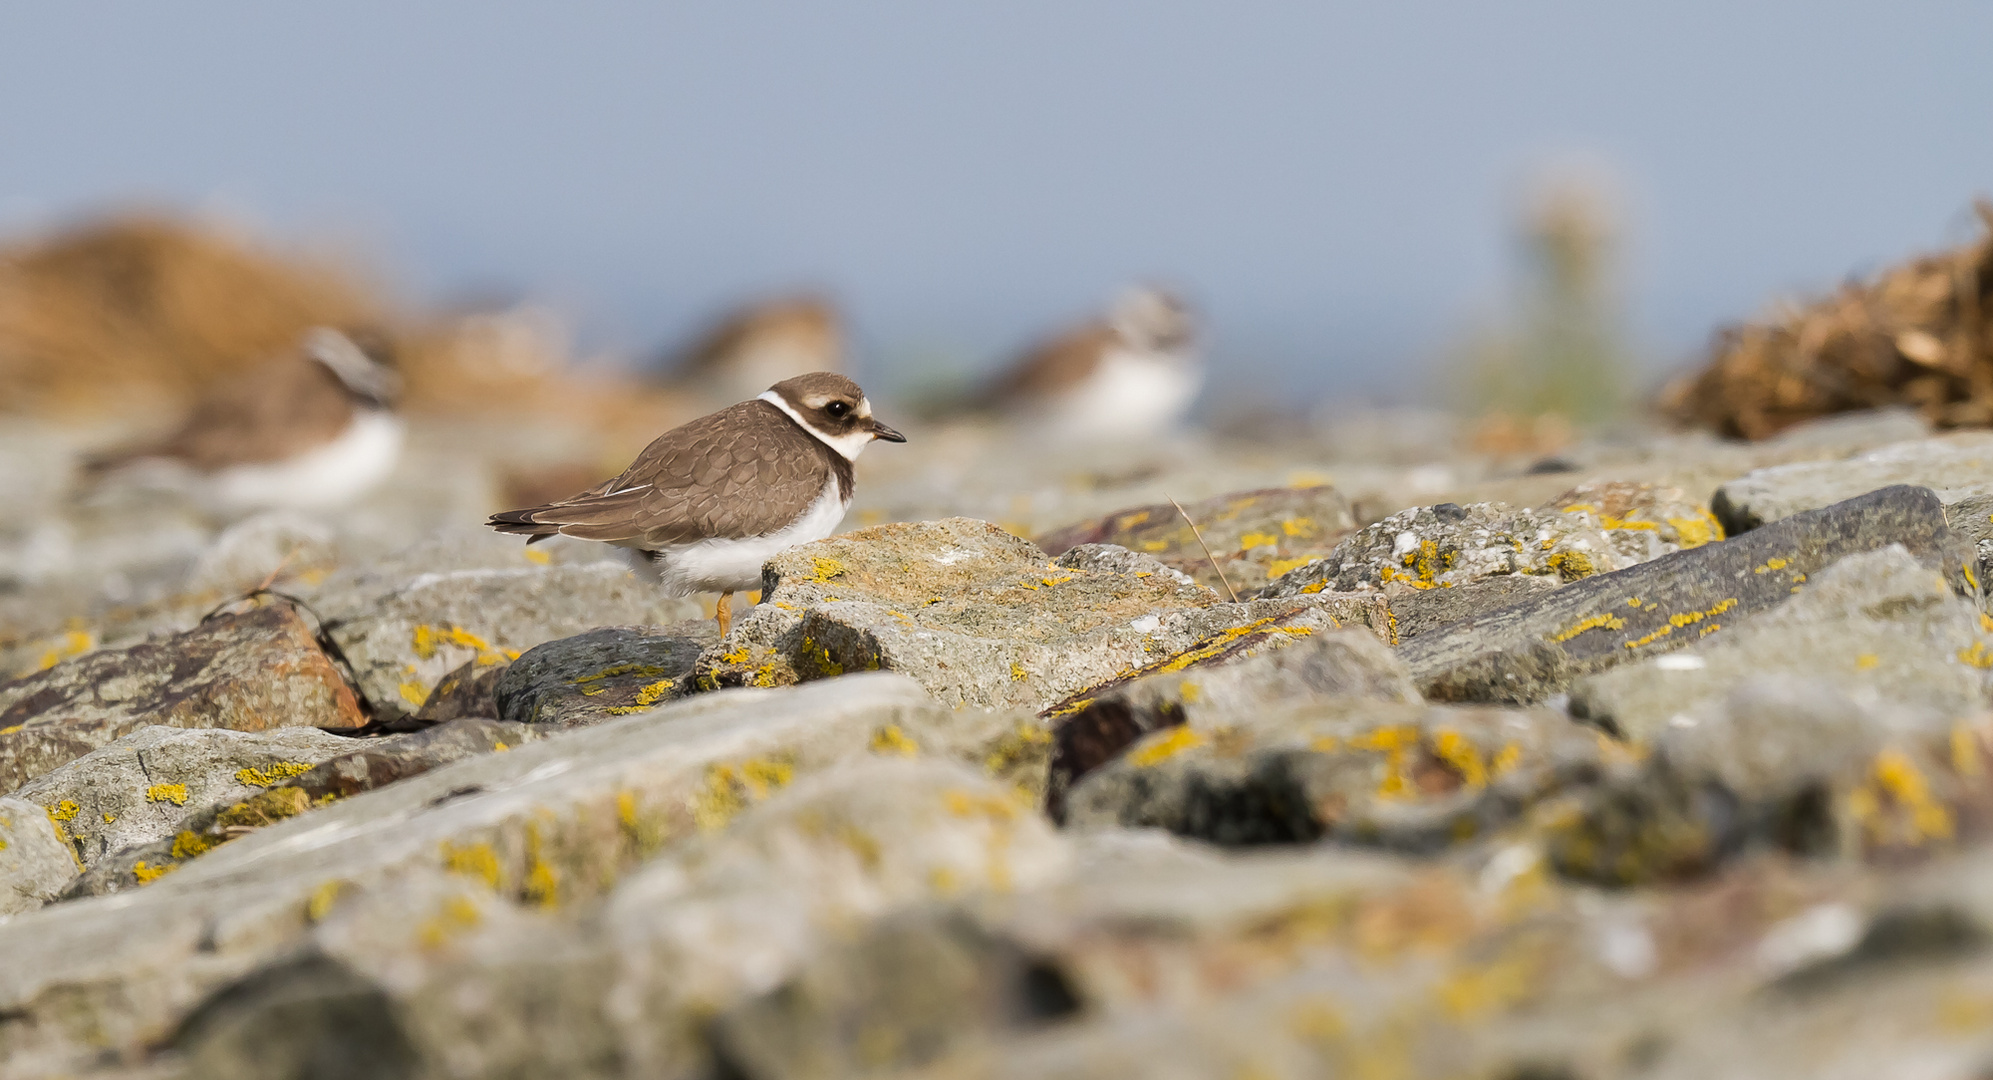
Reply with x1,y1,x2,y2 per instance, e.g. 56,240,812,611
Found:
0,796,78,914
1035,486,1356,593
1398,484,1961,704
0,603,364,792
493,623,715,725
13,410,1993,1077
10,723,359,871
1711,432,1993,533
693,517,1366,711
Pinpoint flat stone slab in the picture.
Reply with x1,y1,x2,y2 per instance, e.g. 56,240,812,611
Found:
1397,485,1961,704
0,604,365,793
0,796,77,915
1712,434,1993,534
1035,486,1356,594
694,518,1367,711
1570,546,1993,742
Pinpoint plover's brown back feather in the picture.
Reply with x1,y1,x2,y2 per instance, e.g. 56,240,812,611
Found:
488,398,849,547
987,322,1115,401
85,356,356,475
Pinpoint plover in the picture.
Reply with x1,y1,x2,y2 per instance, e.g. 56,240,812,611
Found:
662,294,844,406
988,286,1201,440
487,372,905,635
82,327,404,516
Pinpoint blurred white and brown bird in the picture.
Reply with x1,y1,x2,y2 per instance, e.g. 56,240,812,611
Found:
987,286,1201,440
81,327,405,516
487,372,905,635
661,294,845,406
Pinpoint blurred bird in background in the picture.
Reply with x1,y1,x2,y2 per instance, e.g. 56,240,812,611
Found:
80,327,404,517
986,285,1201,441
658,294,845,407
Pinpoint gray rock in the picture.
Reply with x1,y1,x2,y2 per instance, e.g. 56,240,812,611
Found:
65,717,547,897
1398,485,1962,705
0,604,366,793
693,517,1360,712
1537,480,1728,564
1570,546,1993,742
321,560,699,720
1712,433,1993,534
1259,499,1622,598
1385,573,1562,643
1034,486,1357,594
493,623,716,726
1064,699,1605,851
181,511,338,598
0,674,966,1073
9,724,357,870
1051,543,1199,589
1043,629,1420,819
0,796,78,914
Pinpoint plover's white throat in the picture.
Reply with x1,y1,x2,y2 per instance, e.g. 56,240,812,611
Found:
488,371,906,634
987,286,1201,441
82,326,405,517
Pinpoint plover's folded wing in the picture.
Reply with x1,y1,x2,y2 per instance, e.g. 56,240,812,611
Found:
487,397,836,545
987,322,1114,402
84,357,354,475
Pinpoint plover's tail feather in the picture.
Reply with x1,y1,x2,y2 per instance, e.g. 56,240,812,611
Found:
487,487,649,544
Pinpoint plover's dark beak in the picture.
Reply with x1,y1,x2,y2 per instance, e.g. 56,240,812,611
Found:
868,419,907,443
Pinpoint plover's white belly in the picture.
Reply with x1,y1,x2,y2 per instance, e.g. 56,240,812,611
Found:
1032,348,1201,440
631,476,849,596
204,409,405,515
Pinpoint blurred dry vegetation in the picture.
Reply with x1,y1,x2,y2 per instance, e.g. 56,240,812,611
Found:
0,215,690,439
1664,199,1993,440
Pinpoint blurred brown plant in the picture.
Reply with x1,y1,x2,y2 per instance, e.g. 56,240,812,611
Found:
1663,200,1993,440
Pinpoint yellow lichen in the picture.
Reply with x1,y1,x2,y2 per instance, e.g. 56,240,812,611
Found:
46,800,79,823
693,758,796,831
1239,531,1280,550
1544,550,1595,580
1009,661,1027,681
235,761,316,787
399,681,431,708
440,840,502,889
981,722,1053,777
1959,642,1993,669
1129,726,1206,767
145,784,189,806
101,812,116,824
1548,612,1626,643
1266,556,1316,579
36,629,94,671
1432,730,1488,789
523,824,558,908
1752,557,1791,575
307,880,345,922
1491,743,1522,776
870,725,920,757
523,547,551,565
1952,725,1984,778
1854,653,1880,671
0,725,20,736
169,830,212,859
412,623,506,661
419,895,485,948
809,556,847,583
131,860,173,884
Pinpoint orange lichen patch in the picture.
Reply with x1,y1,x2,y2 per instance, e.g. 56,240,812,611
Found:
145,784,190,806
522,547,552,566
131,860,174,885
306,880,346,922
419,895,485,948
1130,727,1206,767
1752,557,1791,575
399,682,431,708
692,758,795,831
169,830,212,860
1544,550,1596,580
36,629,93,671
1855,653,1881,671
45,800,79,823
605,677,677,716
1431,730,1489,790
1622,598,1738,650
1490,744,1523,777
1667,509,1725,548
1959,642,1993,669
1348,725,1422,799
943,787,1024,821
411,623,515,665
1238,532,1280,550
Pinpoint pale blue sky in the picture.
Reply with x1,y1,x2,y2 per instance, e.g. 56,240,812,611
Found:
3,3,1989,402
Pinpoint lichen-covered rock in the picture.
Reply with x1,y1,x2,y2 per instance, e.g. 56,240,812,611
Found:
693,518,1365,711
1397,485,1963,704
493,623,716,726
1064,699,1608,851
0,796,77,914
1538,480,1726,565
1569,546,1993,742
65,717,548,897
322,560,698,721
1035,486,1357,593
0,603,365,792
1044,629,1419,819
1711,433,1993,534
1545,692,1993,886
0,674,964,1073
1259,500,1620,599
9,724,357,870
181,511,338,598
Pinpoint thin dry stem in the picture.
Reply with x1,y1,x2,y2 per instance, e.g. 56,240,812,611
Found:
1167,494,1240,603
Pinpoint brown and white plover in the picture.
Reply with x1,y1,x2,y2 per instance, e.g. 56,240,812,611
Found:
487,372,906,634
987,286,1201,440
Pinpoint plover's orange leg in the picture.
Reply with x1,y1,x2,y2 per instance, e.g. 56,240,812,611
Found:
716,591,734,637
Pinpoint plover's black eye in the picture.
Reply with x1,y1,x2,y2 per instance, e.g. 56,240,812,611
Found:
825,401,851,418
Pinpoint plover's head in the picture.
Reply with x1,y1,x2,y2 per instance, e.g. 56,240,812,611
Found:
760,371,907,461
1107,286,1196,356
304,326,402,409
